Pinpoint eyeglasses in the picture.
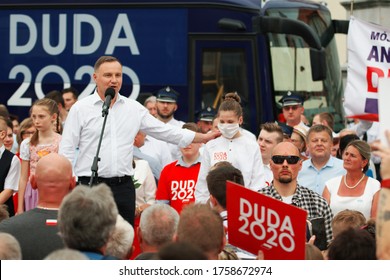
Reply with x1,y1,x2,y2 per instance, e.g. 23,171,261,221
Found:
271,155,301,165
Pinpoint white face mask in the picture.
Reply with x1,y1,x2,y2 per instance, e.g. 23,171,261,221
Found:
218,123,240,139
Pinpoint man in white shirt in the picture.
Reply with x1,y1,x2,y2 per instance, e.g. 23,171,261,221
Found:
59,56,220,226
257,122,284,186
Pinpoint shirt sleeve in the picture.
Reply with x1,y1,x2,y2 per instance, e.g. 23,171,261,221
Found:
195,144,212,203
142,162,157,205
249,144,266,191
4,155,21,191
320,199,334,246
140,108,195,148
59,104,80,163
19,138,31,161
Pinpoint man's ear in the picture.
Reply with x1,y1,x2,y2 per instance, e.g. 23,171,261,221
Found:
70,176,77,190
30,175,38,190
219,233,227,254
137,227,143,243
209,195,217,207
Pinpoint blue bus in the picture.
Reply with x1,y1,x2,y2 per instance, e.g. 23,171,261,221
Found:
0,0,348,134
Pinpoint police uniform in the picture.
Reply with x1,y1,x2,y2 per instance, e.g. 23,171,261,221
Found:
279,91,309,130
156,87,185,160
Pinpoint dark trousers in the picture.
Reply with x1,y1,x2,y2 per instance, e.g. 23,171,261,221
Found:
78,176,135,226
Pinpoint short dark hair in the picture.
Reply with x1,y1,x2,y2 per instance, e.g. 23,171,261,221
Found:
157,242,208,260
46,90,65,107
260,122,284,143
327,228,376,260
207,162,244,209
307,124,333,141
318,112,334,130
61,86,79,99
94,56,122,72
182,122,201,133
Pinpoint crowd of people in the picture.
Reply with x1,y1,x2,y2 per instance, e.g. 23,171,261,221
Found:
1,55,390,260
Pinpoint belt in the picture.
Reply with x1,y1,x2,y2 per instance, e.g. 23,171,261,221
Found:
78,176,132,187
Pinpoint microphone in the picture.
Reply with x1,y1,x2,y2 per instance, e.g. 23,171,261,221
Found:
102,87,115,116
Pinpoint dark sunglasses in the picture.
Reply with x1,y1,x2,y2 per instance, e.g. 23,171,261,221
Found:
271,155,301,164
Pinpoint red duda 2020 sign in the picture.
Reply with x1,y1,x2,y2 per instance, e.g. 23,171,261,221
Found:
226,181,307,260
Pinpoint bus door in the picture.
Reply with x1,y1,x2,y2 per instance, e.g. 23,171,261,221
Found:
190,37,261,134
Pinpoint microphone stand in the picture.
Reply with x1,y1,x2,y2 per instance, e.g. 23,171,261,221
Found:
89,100,111,187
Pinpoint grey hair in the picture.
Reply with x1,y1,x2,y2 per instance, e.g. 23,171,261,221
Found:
144,95,157,106
0,233,22,260
105,215,135,259
58,184,118,252
44,248,89,260
139,204,179,247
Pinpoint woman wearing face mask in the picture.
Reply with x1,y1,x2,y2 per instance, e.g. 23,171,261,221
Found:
195,92,266,203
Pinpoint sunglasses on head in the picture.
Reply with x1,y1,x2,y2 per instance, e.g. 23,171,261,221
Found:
271,155,301,164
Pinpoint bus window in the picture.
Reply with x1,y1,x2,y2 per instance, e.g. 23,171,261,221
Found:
265,6,344,130
201,49,248,110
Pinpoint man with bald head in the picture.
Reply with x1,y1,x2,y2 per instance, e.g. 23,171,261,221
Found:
259,142,333,248
0,153,76,259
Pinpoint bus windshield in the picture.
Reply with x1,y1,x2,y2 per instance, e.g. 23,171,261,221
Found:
266,6,344,130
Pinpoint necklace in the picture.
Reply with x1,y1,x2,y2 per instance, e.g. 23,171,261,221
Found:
344,174,365,189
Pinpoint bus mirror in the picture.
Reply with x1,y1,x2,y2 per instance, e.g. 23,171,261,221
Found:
218,18,247,31
310,48,326,81
253,16,326,81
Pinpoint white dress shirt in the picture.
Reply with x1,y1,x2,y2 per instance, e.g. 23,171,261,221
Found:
0,145,21,191
195,135,266,203
166,118,186,161
134,159,156,207
59,91,195,178
140,135,173,168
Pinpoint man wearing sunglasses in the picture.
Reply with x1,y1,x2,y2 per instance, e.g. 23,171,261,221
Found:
259,141,333,247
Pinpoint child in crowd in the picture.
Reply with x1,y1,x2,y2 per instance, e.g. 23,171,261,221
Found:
156,123,202,213
195,92,265,203
0,117,21,217
17,98,61,213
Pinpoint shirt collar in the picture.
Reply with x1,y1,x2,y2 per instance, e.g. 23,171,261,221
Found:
0,145,4,156
92,90,125,105
308,156,335,170
176,154,202,167
268,183,303,203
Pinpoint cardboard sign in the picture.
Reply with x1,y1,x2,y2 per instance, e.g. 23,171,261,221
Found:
226,181,307,260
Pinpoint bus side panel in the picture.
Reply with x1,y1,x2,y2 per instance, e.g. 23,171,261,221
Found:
0,8,188,119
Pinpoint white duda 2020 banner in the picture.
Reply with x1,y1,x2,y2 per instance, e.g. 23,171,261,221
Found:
344,16,390,121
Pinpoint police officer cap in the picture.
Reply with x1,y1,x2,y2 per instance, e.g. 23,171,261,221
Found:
155,86,180,103
276,121,294,138
198,107,216,122
279,91,304,107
